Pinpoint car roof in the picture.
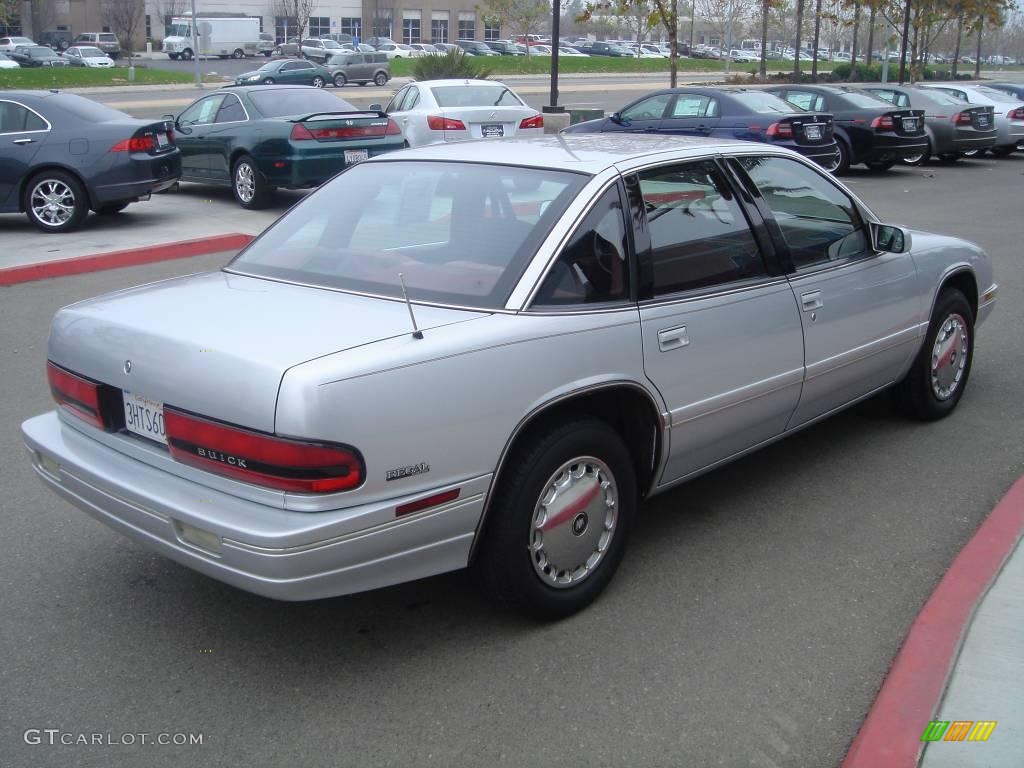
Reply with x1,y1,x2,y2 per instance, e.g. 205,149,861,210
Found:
370,134,751,175
414,79,507,87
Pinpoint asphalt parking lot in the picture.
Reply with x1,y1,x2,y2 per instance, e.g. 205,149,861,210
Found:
1,155,1022,768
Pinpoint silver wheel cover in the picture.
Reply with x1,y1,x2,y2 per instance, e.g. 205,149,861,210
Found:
930,313,969,400
530,457,618,588
235,163,255,203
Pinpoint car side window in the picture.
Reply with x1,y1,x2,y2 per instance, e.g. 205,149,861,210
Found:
216,94,246,123
533,185,630,307
737,155,870,268
783,90,826,111
670,94,715,118
896,93,910,107
868,89,896,104
0,101,47,133
638,161,766,295
385,87,408,113
179,95,224,126
401,87,420,111
621,93,671,121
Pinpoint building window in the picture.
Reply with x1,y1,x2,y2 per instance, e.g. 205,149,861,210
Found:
102,26,111,33
164,15,172,37
0,19,22,37
431,19,448,43
145,14,151,39
373,15,393,39
484,21,500,41
275,16,297,44
402,18,420,44
458,19,475,40
308,17,330,37
340,17,361,40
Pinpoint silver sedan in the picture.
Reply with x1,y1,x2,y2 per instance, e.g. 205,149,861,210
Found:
22,136,997,619
919,82,1024,155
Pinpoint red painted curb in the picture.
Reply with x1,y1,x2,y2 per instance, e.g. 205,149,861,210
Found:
0,233,254,286
842,476,1024,768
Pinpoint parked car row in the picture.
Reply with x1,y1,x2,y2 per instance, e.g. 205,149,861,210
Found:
0,33,120,58
563,82,1024,173
2,42,116,68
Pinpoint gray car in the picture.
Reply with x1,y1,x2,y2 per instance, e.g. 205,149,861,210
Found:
862,84,998,164
919,83,1024,156
22,136,997,619
323,51,390,87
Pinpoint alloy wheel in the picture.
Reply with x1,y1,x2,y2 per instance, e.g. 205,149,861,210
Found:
234,163,255,204
30,179,76,228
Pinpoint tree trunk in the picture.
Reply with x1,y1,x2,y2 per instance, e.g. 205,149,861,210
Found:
866,5,876,65
951,15,963,78
811,0,822,82
974,15,982,79
759,0,769,82
669,14,678,88
897,0,911,84
849,1,861,80
793,0,805,78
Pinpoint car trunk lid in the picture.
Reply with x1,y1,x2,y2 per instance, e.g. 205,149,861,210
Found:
288,110,398,142
785,112,834,144
48,271,487,436
441,106,539,140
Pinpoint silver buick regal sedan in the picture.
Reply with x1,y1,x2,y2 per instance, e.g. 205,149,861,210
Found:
22,136,998,619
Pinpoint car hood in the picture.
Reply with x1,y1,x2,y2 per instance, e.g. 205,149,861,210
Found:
48,270,487,433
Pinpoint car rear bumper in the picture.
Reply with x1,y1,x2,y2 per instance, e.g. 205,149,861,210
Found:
951,133,998,152
22,412,484,601
792,143,841,167
261,145,399,188
92,151,182,205
863,137,930,161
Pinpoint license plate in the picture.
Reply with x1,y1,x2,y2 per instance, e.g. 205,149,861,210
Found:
344,149,369,164
977,116,989,127
481,124,504,138
123,391,167,445
156,132,168,148
902,118,917,131
804,124,822,140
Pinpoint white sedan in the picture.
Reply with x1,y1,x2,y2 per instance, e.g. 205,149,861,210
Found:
62,45,115,67
374,79,545,148
558,46,589,57
0,51,20,69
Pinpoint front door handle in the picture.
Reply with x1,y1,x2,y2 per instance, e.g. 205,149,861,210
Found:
801,291,823,311
12,138,35,145
658,325,689,352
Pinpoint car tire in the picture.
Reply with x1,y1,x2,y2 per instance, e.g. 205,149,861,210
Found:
333,72,347,87
475,417,636,620
895,288,975,422
23,170,89,233
900,139,930,166
232,155,271,210
961,148,982,157
96,202,129,215
991,146,1015,157
181,48,193,61
263,51,272,57
168,53,180,60
262,77,275,84
865,158,896,171
311,75,325,88
232,48,244,59
834,137,852,175
374,71,388,86
937,152,961,163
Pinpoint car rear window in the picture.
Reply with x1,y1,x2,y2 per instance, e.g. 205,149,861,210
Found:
227,161,587,309
730,92,797,114
99,34,118,42
248,89,355,117
430,85,523,108
28,46,53,55
51,94,131,122
841,91,893,108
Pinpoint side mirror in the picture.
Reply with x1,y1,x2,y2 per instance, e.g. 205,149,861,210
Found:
871,223,911,254
369,103,383,112
162,113,175,122
609,112,623,125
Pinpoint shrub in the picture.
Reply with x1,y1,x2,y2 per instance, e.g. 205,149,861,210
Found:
411,48,491,81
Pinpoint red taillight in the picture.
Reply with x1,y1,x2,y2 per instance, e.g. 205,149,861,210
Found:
766,121,793,138
871,115,895,130
290,122,315,140
1008,107,1024,120
166,128,176,144
164,409,364,494
519,114,544,130
47,362,105,429
426,114,466,131
386,118,402,135
953,111,974,125
110,135,156,152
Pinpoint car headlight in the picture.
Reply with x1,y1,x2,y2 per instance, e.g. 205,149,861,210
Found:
247,74,261,80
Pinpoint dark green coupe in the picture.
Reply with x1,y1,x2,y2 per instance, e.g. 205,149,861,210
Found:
172,86,404,208
235,58,332,87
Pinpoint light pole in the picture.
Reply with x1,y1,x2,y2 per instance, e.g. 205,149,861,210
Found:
191,0,202,87
545,0,563,113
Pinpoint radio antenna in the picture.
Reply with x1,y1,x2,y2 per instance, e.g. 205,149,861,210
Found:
398,273,424,339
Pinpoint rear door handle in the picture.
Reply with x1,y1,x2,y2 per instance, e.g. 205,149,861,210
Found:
801,291,823,311
658,325,689,352
13,138,35,145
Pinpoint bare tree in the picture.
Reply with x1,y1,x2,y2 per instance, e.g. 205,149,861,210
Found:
694,0,753,72
0,0,21,29
103,0,144,57
270,0,318,45
29,0,57,40
479,0,549,53
152,0,189,41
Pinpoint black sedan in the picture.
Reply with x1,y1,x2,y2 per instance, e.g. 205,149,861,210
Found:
10,45,70,67
563,87,841,172
766,84,927,173
861,84,996,164
0,91,181,232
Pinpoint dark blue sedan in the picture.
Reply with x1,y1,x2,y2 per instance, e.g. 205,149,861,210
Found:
564,87,841,172
0,91,181,232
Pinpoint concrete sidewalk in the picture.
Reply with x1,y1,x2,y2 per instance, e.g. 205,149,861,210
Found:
919,535,1024,767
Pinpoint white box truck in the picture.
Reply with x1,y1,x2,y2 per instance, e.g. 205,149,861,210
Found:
162,14,261,61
